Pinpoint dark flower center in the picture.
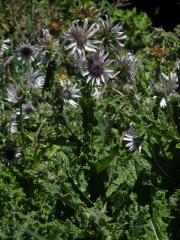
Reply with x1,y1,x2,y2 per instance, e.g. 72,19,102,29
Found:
63,89,71,99
89,61,104,77
75,33,86,44
24,107,33,115
21,46,33,56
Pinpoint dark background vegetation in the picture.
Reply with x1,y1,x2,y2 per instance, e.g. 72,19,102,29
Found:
109,0,180,30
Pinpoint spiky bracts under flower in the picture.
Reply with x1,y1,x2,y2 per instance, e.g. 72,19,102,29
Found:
64,19,100,59
82,50,117,85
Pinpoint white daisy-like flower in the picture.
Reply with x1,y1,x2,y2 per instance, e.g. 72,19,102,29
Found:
61,82,80,108
16,103,35,119
6,84,20,104
27,69,45,88
160,98,167,108
64,19,100,59
0,39,10,55
100,15,126,50
15,44,35,63
82,50,118,85
122,127,141,152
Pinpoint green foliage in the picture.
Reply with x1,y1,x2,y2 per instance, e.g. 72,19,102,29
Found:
112,8,152,51
0,0,180,239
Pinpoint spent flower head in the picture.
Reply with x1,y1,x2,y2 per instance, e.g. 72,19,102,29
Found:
74,4,97,20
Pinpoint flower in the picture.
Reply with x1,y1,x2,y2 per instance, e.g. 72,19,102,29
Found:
27,69,45,88
35,29,59,64
4,144,21,166
16,103,35,119
160,98,167,108
74,5,97,20
151,47,167,59
6,84,20,104
8,114,17,134
82,50,117,85
0,39,10,55
176,59,180,70
60,82,80,107
122,127,141,152
58,73,71,84
51,20,63,31
116,52,139,83
100,15,126,50
92,87,103,100
64,19,99,59
162,72,179,95
15,44,35,63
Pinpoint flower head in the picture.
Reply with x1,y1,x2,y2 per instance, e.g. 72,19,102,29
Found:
6,84,20,104
8,114,17,134
4,144,21,166
16,103,35,119
100,16,126,50
35,29,59,64
162,72,179,95
122,127,141,152
74,5,97,20
64,19,99,59
116,52,139,83
15,44,35,63
0,39,10,55
60,82,80,107
27,69,45,88
82,50,117,85
151,47,167,59
160,97,167,108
